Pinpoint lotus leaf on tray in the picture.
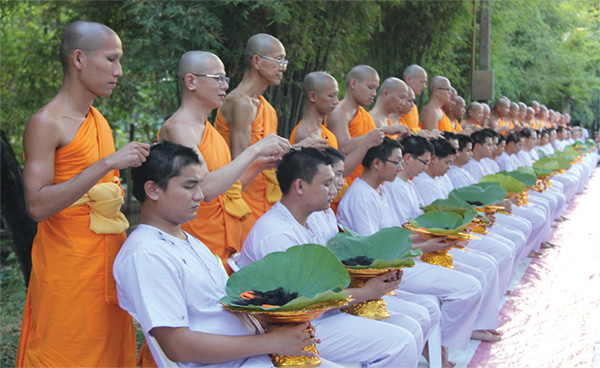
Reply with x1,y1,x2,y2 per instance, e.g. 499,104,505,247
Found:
479,173,528,193
421,198,488,221
448,182,508,206
500,170,537,187
220,244,350,311
407,210,478,236
326,226,422,269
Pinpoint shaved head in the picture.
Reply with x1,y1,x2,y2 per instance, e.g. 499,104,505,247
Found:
467,102,482,113
380,77,407,94
429,76,450,94
403,65,426,80
177,51,222,88
59,21,118,72
303,71,337,100
243,33,283,70
345,65,378,87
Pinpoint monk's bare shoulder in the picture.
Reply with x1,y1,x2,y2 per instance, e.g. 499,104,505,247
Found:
24,101,81,150
220,92,259,129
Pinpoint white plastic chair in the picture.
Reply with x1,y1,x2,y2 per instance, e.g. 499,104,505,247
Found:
129,312,178,368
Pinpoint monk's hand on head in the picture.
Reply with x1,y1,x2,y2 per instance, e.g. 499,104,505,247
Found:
256,155,282,171
417,130,433,140
430,129,444,139
268,322,319,357
293,137,329,150
254,133,291,158
106,142,151,170
363,128,385,148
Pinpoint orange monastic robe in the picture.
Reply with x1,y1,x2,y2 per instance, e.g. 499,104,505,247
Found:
159,122,250,274
290,120,339,148
215,95,279,240
452,118,463,133
438,111,454,132
400,104,422,133
325,106,375,186
17,107,136,367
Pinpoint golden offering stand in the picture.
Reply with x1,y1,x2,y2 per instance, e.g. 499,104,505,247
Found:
467,217,491,235
506,191,529,206
402,223,479,269
340,268,402,320
223,299,350,367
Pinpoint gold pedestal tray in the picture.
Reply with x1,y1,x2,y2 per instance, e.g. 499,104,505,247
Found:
223,299,350,367
340,268,402,320
402,223,480,269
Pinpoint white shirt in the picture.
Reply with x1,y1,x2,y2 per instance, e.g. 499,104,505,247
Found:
114,225,271,368
482,157,501,174
516,150,533,167
383,177,424,223
447,165,477,189
307,208,339,242
239,201,326,268
412,172,450,206
337,177,401,236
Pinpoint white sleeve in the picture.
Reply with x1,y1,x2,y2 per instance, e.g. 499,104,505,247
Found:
115,251,190,335
337,194,382,236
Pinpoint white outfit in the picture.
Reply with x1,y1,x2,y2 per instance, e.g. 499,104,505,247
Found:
339,178,484,350
114,225,274,368
240,202,420,366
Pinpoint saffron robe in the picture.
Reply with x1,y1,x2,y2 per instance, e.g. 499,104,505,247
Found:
400,104,422,133
215,95,280,240
325,106,376,186
17,107,137,367
159,122,251,275
437,111,454,132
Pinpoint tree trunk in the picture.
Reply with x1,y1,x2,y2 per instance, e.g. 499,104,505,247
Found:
1,130,36,285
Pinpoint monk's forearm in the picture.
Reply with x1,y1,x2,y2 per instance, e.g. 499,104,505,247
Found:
202,146,261,200
24,158,115,222
337,136,369,156
343,140,371,177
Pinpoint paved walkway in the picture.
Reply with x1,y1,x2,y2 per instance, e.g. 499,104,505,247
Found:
419,166,600,367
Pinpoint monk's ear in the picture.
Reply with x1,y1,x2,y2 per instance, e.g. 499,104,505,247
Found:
72,49,86,71
349,78,358,90
184,74,197,91
308,91,317,103
144,181,161,201
252,54,262,70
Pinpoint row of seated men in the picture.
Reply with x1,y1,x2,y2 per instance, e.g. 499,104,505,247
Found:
18,21,598,368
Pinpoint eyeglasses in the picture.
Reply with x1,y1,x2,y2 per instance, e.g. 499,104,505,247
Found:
413,156,430,165
436,87,451,91
257,54,289,67
383,158,404,168
191,73,230,85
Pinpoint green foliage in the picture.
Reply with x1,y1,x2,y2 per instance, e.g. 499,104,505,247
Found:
0,253,27,368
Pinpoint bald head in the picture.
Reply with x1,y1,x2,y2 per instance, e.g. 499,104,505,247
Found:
428,76,450,95
345,65,378,88
403,64,428,96
177,51,222,89
380,77,408,94
243,33,283,70
60,21,118,72
303,71,337,100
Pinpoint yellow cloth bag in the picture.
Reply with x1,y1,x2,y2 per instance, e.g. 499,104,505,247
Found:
262,168,282,204
222,180,252,220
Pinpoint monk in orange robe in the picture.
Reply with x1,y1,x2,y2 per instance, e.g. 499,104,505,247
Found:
420,76,454,132
369,77,411,141
159,51,289,274
214,34,306,239
325,65,391,186
401,65,428,133
18,21,149,367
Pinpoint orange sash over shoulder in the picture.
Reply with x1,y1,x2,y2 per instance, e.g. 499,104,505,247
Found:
215,95,280,239
453,119,463,133
17,107,136,367
438,111,454,132
400,104,422,133
290,120,339,148
325,106,376,185
160,122,251,274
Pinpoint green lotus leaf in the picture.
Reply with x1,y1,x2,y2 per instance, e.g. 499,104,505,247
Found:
557,146,579,161
500,170,537,187
516,166,536,176
480,173,528,193
407,210,477,235
220,244,350,311
448,182,508,206
533,157,571,171
421,198,488,221
326,226,422,269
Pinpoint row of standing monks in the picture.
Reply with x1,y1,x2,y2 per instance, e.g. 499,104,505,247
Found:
16,20,596,367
